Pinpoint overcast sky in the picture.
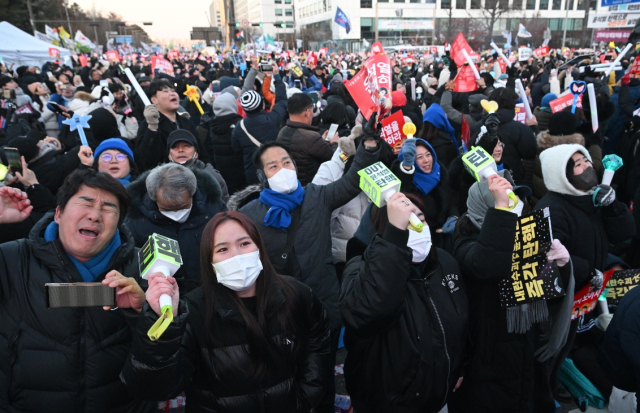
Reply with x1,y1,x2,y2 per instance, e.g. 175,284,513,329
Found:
73,0,212,43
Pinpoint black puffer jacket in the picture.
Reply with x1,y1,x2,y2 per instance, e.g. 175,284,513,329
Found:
340,224,469,413
471,108,537,184
448,209,542,413
0,213,155,413
210,112,245,194
125,168,227,292
121,278,332,413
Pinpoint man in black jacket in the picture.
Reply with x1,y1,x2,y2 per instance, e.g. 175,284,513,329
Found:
0,169,155,413
135,79,203,172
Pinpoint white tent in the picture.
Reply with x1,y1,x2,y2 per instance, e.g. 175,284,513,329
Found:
0,21,71,67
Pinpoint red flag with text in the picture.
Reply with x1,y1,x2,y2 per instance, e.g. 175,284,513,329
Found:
450,33,473,67
105,50,120,62
454,65,478,92
151,56,175,77
380,110,406,146
371,42,384,55
167,50,179,60
549,93,582,113
364,54,392,93
345,66,380,120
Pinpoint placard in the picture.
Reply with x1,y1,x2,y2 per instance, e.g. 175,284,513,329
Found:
345,65,379,121
605,269,640,309
500,208,564,308
151,56,174,76
380,110,406,146
514,103,527,124
572,269,614,319
549,93,583,113
519,47,532,61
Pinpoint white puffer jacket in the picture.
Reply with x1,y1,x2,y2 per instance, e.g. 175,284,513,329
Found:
312,149,370,262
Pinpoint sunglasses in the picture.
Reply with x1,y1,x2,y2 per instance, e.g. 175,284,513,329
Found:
100,153,128,163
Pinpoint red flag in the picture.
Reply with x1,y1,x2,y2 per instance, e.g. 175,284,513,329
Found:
307,52,318,67
319,47,328,57
167,50,179,60
151,56,174,77
450,33,473,67
371,42,384,55
364,54,392,93
105,50,120,62
78,54,88,67
345,66,380,121
454,65,478,93
48,48,60,58
460,114,470,151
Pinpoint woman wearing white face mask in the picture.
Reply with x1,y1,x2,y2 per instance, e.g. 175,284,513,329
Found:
340,192,469,413
122,211,333,412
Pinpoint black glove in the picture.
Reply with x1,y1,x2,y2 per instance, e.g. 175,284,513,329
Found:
593,184,616,207
362,112,381,150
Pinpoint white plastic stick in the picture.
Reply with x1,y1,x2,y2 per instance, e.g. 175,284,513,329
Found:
490,42,512,68
515,79,532,120
599,298,610,315
587,83,599,133
156,265,173,310
411,78,416,101
461,49,480,80
604,43,632,77
123,67,152,106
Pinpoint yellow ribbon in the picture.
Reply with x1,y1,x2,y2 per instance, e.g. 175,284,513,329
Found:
147,305,173,341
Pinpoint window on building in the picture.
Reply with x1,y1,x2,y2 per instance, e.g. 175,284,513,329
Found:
361,0,372,7
441,0,451,7
285,8,293,15
456,0,466,8
526,0,535,8
470,0,480,8
552,0,561,8
394,0,405,3
285,0,292,3
568,0,574,9
539,0,549,8
275,8,283,15
379,0,389,2
275,0,282,3
410,0,420,3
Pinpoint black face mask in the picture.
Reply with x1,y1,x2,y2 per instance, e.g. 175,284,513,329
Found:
568,166,598,191
622,62,630,70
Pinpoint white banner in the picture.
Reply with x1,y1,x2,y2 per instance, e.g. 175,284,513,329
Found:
587,11,640,28
378,19,434,31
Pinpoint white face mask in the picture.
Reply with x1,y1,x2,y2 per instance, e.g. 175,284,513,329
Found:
408,227,432,263
160,205,192,223
267,167,298,194
213,250,263,291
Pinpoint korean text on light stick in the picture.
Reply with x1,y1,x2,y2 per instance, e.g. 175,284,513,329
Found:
515,79,532,120
461,49,480,80
604,43,633,77
586,83,599,133
138,233,183,341
490,42,512,68
358,162,424,232
122,67,152,106
601,154,623,186
462,146,519,210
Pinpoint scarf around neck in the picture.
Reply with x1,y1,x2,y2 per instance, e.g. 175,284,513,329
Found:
259,183,305,230
398,138,441,196
44,221,122,282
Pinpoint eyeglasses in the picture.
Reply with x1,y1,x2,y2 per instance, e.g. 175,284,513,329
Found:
100,153,128,163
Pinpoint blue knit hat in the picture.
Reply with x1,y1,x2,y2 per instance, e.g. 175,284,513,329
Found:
541,93,557,109
94,138,134,161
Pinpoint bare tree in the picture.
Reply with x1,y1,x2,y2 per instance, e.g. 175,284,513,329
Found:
471,0,511,48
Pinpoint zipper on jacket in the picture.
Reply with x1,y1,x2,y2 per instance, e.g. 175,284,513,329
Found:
428,294,451,411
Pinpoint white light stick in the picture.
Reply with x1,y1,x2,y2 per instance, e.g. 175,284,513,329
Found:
461,49,480,80
493,61,502,78
604,43,632,77
490,42,512,68
122,67,152,106
602,154,623,186
515,79,532,120
580,65,622,73
549,69,560,95
587,83,599,133
564,70,573,91
411,78,416,101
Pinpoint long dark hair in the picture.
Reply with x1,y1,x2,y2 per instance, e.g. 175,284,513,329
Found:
199,211,306,380
416,121,440,142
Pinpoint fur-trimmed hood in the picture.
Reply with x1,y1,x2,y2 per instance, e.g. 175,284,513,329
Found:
126,166,223,220
227,184,263,211
540,143,593,197
536,131,585,151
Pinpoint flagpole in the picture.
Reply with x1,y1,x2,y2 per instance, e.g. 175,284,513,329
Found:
561,0,570,47
64,1,73,36
375,0,379,43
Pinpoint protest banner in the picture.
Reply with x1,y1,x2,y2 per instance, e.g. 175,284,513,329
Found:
344,65,379,120
307,51,318,67
454,64,479,92
500,208,565,308
167,50,179,60
519,47,533,61
319,47,328,56
364,54,392,94
105,50,120,62
514,104,527,124
371,42,384,55
572,269,614,320
151,56,174,76
549,93,583,113
380,111,406,147
450,33,473,67
605,269,640,309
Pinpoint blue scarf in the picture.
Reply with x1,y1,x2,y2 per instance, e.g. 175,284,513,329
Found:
117,174,131,187
398,138,441,196
44,221,122,282
423,103,459,149
258,183,305,230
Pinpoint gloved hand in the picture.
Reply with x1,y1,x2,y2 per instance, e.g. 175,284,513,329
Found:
144,105,160,131
361,113,381,150
402,139,417,168
593,184,616,207
591,269,604,290
595,313,613,331
546,239,570,267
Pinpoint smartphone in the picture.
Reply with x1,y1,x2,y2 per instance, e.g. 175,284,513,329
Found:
99,80,109,88
2,89,15,100
259,64,273,72
45,283,115,308
48,101,66,115
4,147,22,174
294,79,302,88
326,123,339,140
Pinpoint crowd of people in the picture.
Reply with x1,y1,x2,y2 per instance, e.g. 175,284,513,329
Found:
0,43,640,413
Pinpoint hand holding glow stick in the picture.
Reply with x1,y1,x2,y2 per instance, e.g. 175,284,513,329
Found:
604,43,632,77
515,79,532,120
461,49,480,80
490,42,512,68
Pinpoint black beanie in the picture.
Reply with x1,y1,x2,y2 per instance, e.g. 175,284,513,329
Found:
87,108,122,143
548,111,579,136
7,130,44,162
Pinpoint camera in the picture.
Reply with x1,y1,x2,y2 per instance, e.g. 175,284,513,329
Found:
259,64,273,72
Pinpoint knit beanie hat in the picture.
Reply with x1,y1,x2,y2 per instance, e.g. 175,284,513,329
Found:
540,144,592,196
7,129,44,162
548,111,579,137
212,92,238,117
94,138,134,161
240,90,263,114
541,93,557,109
392,90,407,107
87,108,122,142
